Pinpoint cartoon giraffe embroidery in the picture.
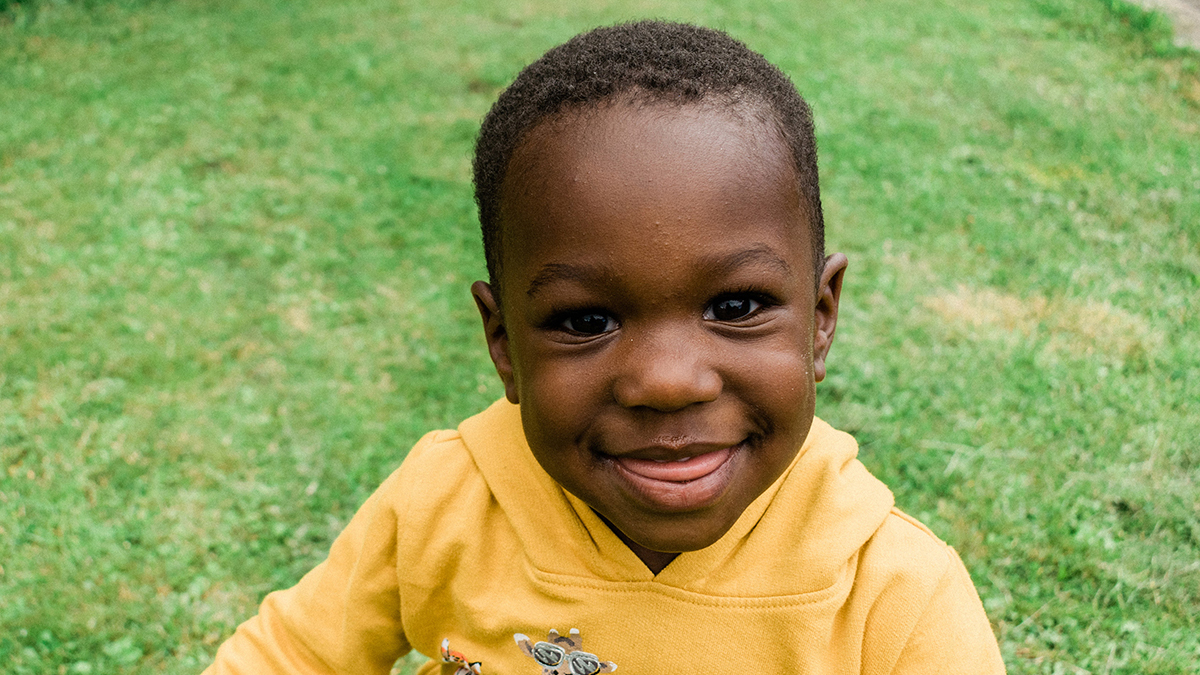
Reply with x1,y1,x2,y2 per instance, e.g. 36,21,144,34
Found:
440,638,483,675
514,628,617,675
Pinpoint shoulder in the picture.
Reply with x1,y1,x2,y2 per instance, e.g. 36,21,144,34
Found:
381,426,491,513
848,506,980,637
381,416,519,572
397,427,476,478
852,509,1006,673
874,508,956,564
855,507,963,599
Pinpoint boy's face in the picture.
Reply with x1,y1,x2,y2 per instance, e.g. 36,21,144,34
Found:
473,101,846,563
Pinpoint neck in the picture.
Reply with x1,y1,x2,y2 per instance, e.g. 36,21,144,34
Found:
595,511,680,574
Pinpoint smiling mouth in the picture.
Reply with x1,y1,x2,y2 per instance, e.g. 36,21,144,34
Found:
603,443,743,512
613,449,734,483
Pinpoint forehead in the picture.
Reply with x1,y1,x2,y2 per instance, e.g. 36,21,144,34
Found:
498,101,810,284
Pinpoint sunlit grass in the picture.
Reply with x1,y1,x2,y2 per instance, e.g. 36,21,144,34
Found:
2,0,1197,672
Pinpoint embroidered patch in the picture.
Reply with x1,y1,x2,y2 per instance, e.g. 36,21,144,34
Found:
440,638,483,675
514,628,617,675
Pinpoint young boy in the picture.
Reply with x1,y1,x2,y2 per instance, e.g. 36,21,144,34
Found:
206,21,1005,675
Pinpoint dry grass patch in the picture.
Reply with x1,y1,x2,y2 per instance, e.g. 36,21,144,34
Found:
923,285,1165,360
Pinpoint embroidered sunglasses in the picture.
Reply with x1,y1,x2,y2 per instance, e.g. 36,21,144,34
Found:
531,641,604,675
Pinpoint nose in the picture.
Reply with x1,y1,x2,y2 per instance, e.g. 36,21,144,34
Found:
612,327,722,412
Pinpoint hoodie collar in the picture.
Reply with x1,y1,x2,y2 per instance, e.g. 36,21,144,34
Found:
459,399,894,594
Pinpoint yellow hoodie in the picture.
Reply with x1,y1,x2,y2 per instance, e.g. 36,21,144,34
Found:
205,400,1005,674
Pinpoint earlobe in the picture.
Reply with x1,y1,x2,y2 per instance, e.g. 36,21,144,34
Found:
471,281,519,404
811,253,847,383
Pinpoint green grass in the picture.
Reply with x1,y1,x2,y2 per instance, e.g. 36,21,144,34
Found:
2,0,1197,672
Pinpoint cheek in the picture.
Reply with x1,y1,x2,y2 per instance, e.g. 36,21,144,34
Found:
723,343,816,450
515,349,606,437
729,337,814,399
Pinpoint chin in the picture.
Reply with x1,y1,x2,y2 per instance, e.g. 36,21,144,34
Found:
631,523,732,554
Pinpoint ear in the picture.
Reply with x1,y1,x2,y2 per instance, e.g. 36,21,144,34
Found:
562,629,582,650
812,253,847,383
514,633,534,658
472,280,519,404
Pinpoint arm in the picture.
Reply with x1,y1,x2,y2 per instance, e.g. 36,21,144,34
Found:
203,441,426,675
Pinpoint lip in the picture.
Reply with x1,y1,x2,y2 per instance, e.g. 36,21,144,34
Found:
604,443,741,512
613,448,733,482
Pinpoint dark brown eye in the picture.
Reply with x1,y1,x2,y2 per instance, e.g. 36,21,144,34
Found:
564,313,614,335
708,297,760,321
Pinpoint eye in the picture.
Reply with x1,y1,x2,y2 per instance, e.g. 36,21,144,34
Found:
706,296,762,322
568,652,602,675
562,312,616,336
532,643,565,666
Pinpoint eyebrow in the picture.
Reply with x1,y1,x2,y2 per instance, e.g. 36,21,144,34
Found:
526,262,616,298
524,244,793,298
707,245,793,278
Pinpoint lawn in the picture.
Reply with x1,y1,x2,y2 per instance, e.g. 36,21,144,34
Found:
1,0,1197,672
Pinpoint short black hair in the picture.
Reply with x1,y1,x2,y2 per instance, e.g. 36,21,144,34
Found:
473,20,824,290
